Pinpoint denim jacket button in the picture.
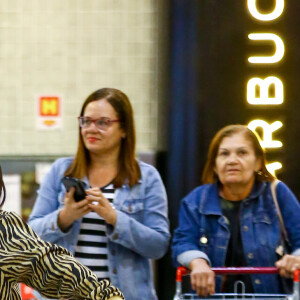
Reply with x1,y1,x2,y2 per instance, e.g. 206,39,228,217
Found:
248,253,253,259
113,268,117,274
255,279,261,284
113,234,119,240
243,226,249,232
200,236,208,244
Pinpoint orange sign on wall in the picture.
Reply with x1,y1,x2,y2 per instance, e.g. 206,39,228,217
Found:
37,95,62,130
40,96,60,116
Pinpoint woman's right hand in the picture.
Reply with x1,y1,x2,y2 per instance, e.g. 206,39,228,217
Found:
57,187,92,231
275,254,300,278
189,258,215,297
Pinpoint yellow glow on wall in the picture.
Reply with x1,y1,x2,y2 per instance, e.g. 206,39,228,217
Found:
248,120,283,148
247,0,284,21
247,76,283,105
248,33,285,64
266,162,282,175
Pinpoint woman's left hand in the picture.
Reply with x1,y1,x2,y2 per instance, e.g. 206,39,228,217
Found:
275,254,300,278
86,187,117,226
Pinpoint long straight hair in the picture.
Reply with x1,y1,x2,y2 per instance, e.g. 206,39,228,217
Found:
65,88,141,188
202,124,275,184
0,166,6,207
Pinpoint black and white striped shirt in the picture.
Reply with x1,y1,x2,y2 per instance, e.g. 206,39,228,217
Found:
74,183,115,280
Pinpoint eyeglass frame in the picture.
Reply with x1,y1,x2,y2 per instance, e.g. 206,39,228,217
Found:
77,116,121,131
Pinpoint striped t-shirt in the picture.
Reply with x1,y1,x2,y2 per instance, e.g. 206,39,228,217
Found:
74,183,115,280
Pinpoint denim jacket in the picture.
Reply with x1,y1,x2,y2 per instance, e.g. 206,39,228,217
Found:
172,181,300,293
28,157,170,300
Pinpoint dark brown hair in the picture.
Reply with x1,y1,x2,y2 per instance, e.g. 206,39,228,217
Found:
65,88,141,187
202,124,275,184
0,166,6,207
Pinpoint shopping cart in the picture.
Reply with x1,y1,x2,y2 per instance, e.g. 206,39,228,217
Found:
174,266,300,300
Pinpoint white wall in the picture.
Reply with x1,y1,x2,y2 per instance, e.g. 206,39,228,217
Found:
0,0,167,155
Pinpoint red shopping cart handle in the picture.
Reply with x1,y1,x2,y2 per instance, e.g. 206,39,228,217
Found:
295,269,300,282
176,266,300,282
213,267,278,274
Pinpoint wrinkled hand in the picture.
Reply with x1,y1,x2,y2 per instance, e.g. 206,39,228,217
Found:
86,187,117,226
58,187,92,231
275,254,300,278
189,258,215,296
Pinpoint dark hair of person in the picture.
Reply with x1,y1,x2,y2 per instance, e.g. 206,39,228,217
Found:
202,124,275,184
0,165,6,207
64,88,141,188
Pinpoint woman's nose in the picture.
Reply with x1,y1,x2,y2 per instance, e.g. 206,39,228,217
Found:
87,121,99,131
227,153,238,163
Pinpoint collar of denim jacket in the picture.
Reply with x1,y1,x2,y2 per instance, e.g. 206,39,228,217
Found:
197,180,266,215
247,180,266,200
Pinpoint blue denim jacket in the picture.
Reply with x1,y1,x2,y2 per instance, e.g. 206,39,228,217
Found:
28,157,170,300
172,181,300,293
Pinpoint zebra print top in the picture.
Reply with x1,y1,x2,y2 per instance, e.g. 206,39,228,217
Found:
0,210,124,300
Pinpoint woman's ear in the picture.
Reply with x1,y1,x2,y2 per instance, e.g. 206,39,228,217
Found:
255,158,262,172
213,165,217,175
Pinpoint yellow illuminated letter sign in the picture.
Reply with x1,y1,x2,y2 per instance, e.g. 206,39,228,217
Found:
248,33,284,64
40,98,59,116
247,0,284,21
247,1,285,175
266,162,282,176
248,120,283,148
247,76,283,105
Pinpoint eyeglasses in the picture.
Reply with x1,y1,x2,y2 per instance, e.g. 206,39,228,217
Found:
78,117,120,131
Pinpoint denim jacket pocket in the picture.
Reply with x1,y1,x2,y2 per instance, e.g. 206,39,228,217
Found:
120,198,144,214
253,212,272,246
198,227,229,266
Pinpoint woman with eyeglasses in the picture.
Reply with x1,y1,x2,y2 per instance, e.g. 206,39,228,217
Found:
0,165,124,299
28,88,170,300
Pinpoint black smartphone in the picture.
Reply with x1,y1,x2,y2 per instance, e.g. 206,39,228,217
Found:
62,176,86,202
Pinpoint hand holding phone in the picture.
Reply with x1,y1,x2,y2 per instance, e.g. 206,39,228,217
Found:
62,176,86,202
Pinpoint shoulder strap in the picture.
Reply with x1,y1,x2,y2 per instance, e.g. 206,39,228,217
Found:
271,179,289,242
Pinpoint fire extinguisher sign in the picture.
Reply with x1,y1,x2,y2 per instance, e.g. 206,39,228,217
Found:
37,95,63,130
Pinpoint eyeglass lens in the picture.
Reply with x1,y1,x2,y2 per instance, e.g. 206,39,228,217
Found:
79,117,111,130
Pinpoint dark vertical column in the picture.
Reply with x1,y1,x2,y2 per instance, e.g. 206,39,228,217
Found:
157,1,203,299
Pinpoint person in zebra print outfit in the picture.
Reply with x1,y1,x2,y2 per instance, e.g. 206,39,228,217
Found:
0,165,124,300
